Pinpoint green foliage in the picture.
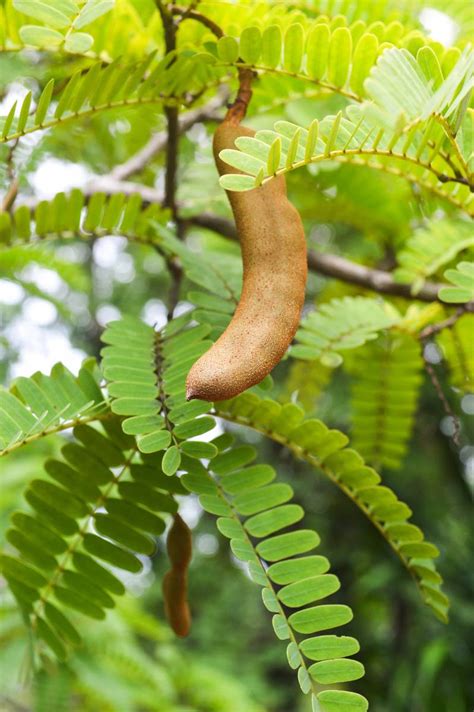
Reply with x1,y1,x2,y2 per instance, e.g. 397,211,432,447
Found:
1,415,183,660
437,314,474,392
13,0,115,53
0,189,167,248
215,392,448,623
350,334,424,470
292,296,399,367
439,261,474,303
394,220,474,294
218,47,473,215
180,437,368,710
0,52,217,144
0,1,471,708
0,359,105,455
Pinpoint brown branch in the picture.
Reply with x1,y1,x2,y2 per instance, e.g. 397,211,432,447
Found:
110,92,227,182
156,0,184,318
419,304,474,340
171,5,223,38
2,139,19,211
224,67,255,126
186,213,446,303
423,356,461,447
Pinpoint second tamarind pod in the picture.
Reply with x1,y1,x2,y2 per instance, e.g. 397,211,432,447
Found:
186,123,307,401
162,515,192,637
162,569,191,637
166,514,192,570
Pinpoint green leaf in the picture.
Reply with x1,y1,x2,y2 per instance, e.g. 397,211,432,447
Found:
309,658,365,684
219,148,264,177
267,555,329,584
256,530,320,562
13,0,74,29
240,26,261,65
262,24,282,68
136,429,171,453
306,23,330,80
74,0,115,29
300,634,360,661
317,690,369,712
217,36,239,63
278,574,340,608
173,416,215,439
162,445,181,475
219,174,256,192
245,504,304,538
289,604,353,634
65,32,94,53
180,440,217,459
284,24,304,73
83,533,142,573
234,483,293,515
439,262,474,303
20,25,64,48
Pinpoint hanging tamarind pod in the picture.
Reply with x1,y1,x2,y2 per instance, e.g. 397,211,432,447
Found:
162,514,192,637
186,74,307,402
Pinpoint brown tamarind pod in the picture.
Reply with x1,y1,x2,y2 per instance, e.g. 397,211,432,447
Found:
162,569,191,637
162,515,192,637
186,123,307,402
166,514,192,570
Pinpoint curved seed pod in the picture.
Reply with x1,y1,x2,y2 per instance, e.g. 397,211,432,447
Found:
162,515,192,637
166,514,192,570
162,569,191,637
186,123,307,401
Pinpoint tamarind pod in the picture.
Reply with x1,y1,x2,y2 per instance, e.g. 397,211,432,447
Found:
162,569,191,637
166,514,192,570
186,123,307,402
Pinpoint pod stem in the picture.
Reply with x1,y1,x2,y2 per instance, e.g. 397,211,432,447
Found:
224,67,255,126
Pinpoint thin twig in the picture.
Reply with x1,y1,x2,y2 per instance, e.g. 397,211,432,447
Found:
171,5,223,38
110,92,227,182
156,0,185,318
419,304,473,340
2,139,19,211
423,355,461,447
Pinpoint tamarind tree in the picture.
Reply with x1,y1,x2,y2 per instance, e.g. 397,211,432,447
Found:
0,1,472,711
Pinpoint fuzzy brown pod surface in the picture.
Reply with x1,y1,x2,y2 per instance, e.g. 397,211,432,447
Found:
186,123,307,402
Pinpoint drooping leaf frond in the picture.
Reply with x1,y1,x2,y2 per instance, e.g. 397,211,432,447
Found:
1,422,183,660
0,360,106,456
282,359,333,412
0,52,218,144
394,219,474,294
292,296,400,367
350,334,424,470
437,314,474,393
218,48,474,214
180,439,368,712
101,314,213,465
206,14,456,106
0,190,166,247
216,393,448,622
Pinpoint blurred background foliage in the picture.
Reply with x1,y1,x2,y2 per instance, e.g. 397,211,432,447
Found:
0,0,473,710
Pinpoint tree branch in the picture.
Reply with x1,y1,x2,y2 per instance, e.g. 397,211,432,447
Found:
171,5,224,38
110,92,227,182
186,213,446,303
419,304,473,340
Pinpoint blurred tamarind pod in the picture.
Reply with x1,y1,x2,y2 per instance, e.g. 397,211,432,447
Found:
162,515,192,637
162,569,191,638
